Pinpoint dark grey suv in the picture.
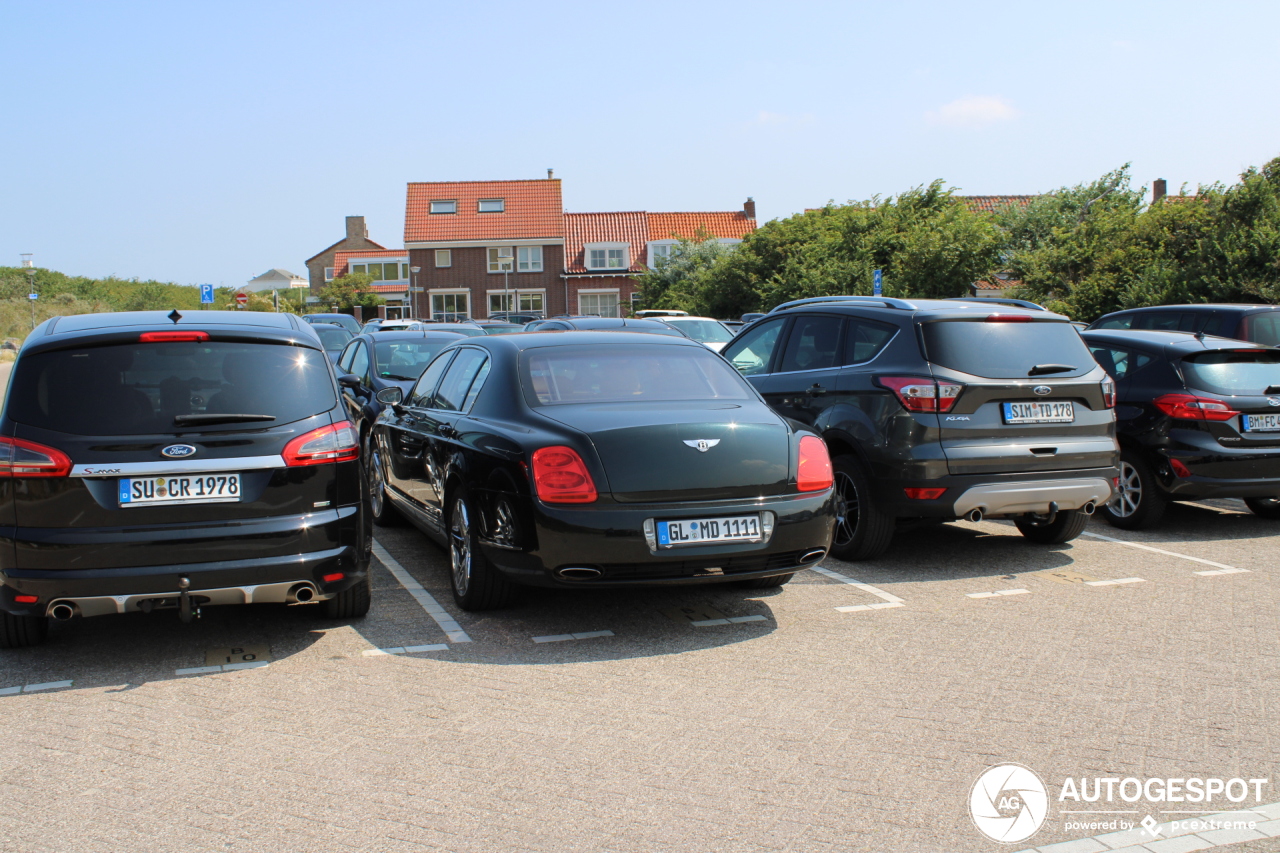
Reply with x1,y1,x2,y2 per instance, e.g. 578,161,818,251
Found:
721,297,1120,560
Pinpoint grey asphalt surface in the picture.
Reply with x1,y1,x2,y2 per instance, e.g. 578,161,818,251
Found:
2,495,1277,852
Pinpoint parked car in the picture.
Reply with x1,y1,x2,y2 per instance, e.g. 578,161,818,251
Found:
428,323,487,337
311,324,354,363
657,316,736,352
488,312,543,324
360,319,385,334
475,322,525,335
1088,304,1280,346
0,310,372,648
530,317,685,336
303,313,361,335
368,332,836,610
633,309,689,318
720,296,1119,560
1081,329,1280,527
372,319,428,332
335,330,468,457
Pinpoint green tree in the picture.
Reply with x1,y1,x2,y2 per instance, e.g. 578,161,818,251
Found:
320,273,386,312
634,237,740,315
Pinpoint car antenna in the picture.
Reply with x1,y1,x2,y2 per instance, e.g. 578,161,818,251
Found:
168,309,183,324
1194,329,1205,341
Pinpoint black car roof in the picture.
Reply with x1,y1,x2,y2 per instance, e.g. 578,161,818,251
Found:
1080,328,1280,354
1095,303,1280,317
355,330,468,342
457,330,706,353
25,310,319,354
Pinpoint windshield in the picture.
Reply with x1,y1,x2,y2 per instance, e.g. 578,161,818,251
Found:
374,340,454,380
9,341,336,436
922,319,1094,379
315,327,352,350
1181,350,1280,396
665,319,734,343
522,344,753,406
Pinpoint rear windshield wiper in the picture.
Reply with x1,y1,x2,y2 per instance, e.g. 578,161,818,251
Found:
379,373,418,381
173,414,277,426
1028,364,1077,376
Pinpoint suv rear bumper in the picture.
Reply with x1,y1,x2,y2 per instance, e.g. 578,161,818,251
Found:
951,477,1114,518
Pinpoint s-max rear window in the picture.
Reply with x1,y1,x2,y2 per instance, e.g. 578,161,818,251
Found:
1181,350,1280,396
8,341,337,436
522,344,753,406
921,319,1095,379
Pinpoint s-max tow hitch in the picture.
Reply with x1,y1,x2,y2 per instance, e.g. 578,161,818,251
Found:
178,577,201,624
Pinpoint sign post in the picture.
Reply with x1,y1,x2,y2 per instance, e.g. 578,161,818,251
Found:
200,284,214,308
873,269,883,297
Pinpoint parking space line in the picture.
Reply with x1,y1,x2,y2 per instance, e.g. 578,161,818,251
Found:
1085,577,1146,586
1081,531,1246,572
175,662,269,676
363,643,451,655
0,680,74,695
808,565,905,604
1194,568,1251,576
966,589,1031,599
531,630,615,643
372,540,472,643
835,602,905,613
689,615,767,627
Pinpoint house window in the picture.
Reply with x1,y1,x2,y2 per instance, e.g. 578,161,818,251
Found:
324,267,334,281
518,246,543,272
630,292,643,311
648,241,677,268
489,293,514,316
477,198,505,213
585,242,628,270
488,290,545,317
488,247,514,273
352,264,366,275
430,290,470,321
435,249,452,268
579,290,620,318
401,263,409,280
430,200,457,214
519,291,544,313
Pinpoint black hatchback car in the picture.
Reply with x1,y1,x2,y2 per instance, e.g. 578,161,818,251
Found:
0,311,371,648
1081,329,1280,528
1088,304,1280,346
721,296,1119,560
368,332,836,610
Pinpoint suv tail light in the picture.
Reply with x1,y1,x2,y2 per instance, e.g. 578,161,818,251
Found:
984,314,1032,323
877,376,964,413
1101,374,1116,408
1153,393,1239,422
796,435,833,492
139,331,210,343
282,422,359,466
0,437,72,478
531,446,597,503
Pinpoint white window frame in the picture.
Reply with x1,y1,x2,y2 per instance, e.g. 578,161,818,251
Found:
477,198,505,213
647,240,678,269
430,200,457,214
435,249,452,268
584,242,629,271
324,267,335,281
488,291,515,316
430,289,471,320
519,290,545,313
517,246,543,273
578,288,621,318
347,257,408,282
488,246,515,273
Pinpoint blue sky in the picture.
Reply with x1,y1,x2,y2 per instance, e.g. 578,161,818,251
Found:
3,0,1278,287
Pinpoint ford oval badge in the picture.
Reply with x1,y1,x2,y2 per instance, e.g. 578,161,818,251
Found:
161,444,197,458
1269,397,1280,407
1033,386,1052,396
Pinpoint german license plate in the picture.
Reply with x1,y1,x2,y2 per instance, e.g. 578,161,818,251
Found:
118,473,241,507
1002,401,1075,424
656,515,761,548
1242,413,1280,432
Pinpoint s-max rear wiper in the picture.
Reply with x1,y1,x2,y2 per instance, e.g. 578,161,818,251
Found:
1028,364,1077,376
173,414,277,426
379,373,418,381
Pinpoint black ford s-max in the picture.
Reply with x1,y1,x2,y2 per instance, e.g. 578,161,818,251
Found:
0,310,371,648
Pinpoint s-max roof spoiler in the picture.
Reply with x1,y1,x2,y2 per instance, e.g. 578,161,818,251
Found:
769,295,918,313
949,297,1048,312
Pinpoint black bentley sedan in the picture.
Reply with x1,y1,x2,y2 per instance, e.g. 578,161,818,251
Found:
368,332,836,610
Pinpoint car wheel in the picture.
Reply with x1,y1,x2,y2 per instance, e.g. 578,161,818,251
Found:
0,610,49,649
448,489,516,611
367,437,404,527
1101,450,1166,530
1015,508,1090,544
828,455,895,561
322,574,371,619
1243,496,1280,519
737,572,795,589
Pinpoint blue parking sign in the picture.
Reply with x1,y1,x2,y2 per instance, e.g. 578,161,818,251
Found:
873,269,883,296
200,284,214,304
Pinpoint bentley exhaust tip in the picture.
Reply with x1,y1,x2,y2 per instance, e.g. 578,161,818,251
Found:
799,549,827,564
287,583,318,604
49,602,78,621
966,507,986,523
1081,501,1096,516
555,567,602,581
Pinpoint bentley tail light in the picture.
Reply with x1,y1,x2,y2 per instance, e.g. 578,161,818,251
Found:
877,376,964,413
1153,393,1239,422
796,435,833,492
531,446,598,503
282,422,360,466
0,437,72,478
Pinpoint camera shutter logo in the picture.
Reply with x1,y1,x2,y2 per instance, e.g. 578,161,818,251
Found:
969,763,1048,843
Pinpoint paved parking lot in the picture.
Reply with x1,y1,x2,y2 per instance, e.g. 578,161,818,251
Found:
2,497,1278,852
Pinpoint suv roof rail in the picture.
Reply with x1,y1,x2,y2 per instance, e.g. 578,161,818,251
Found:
768,295,918,313
949,297,1048,312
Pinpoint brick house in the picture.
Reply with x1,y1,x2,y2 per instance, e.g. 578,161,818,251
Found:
304,216,387,295
330,249,412,318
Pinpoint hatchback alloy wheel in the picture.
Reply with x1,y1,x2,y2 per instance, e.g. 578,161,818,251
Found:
450,497,472,597
369,446,387,518
1110,460,1142,518
1102,450,1165,530
832,469,858,548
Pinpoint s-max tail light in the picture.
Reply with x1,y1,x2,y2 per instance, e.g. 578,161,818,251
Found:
0,437,72,478
904,487,947,500
1153,393,1239,422
877,376,964,413
984,314,1032,322
1101,374,1116,408
797,435,833,492
531,446,598,503
282,422,359,466
139,331,210,343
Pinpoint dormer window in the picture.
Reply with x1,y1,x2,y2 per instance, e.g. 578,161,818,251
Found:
585,242,628,270
477,198,505,213
430,200,457,214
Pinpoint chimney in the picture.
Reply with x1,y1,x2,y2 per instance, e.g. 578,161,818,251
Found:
743,197,756,219
345,216,367,241
547,168,554,179
1152,179,1167,204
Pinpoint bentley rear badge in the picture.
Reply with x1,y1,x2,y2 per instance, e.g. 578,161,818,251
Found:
683,439,720,452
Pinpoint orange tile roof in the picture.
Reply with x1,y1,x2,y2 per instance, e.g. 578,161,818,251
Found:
405,179,564,243
564,212,651,274
647,211,756,241
331,249,408,279
959,195,1036,214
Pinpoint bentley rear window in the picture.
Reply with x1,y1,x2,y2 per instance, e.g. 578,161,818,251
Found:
522,344,752,406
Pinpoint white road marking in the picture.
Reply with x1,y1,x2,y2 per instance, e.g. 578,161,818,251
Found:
0,680,74,695
1195,567,1252,576
835,602,905,613
1081,530,1246,572
689,615,767,627
373,539,472,643
1085,577,1146,586
531,630,615,643
363,643,451,656
808,565,905,608
966,589,1031,599
175,662,269,676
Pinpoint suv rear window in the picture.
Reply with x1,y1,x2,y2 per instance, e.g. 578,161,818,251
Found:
1181,350,1280,396
922,319,1094,379
522,344,752,406
9,342,337,436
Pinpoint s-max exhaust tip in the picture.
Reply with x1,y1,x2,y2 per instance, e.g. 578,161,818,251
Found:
287,583,318,604
50,603,77,621
1081,501,1096,516
555,567,602,580
966,507,985,523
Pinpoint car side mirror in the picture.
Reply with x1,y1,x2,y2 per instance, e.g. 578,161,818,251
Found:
338,373,363,390
376,387,403,406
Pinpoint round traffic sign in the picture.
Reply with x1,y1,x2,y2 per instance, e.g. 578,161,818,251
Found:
234,293,248,306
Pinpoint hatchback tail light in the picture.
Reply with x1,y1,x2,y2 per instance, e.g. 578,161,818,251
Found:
139,331,210,343
1169,458,1192,478
796,435,833,492
282,422,359,466
877,376,964,413
0,437,72,478
1101,374,1116,408
531,446,597,503
904,487,947,500
1153,393,1239,422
